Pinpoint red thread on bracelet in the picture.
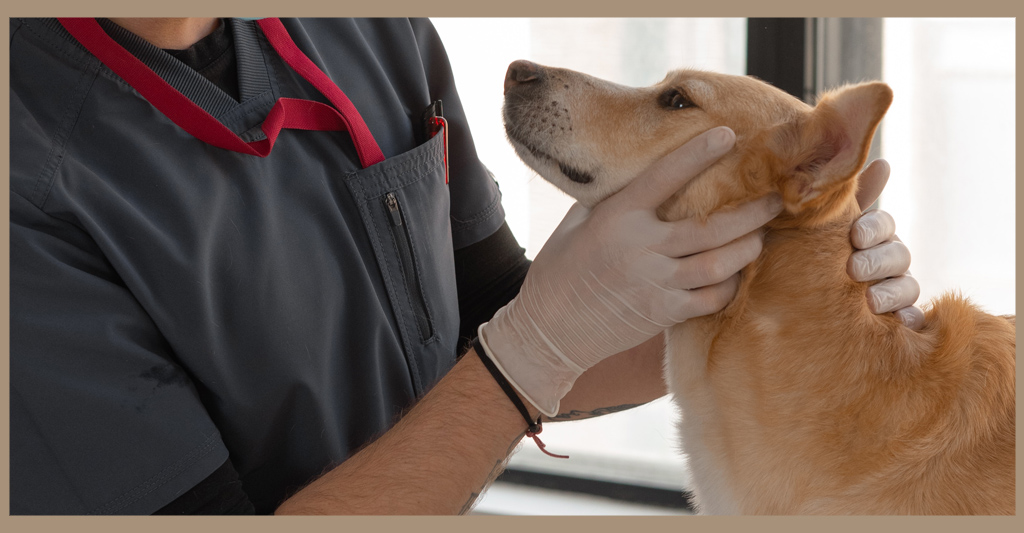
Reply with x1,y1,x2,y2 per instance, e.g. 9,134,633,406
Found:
527,429,569,459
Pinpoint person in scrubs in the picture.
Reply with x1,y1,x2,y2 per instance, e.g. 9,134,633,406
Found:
9,17,922,514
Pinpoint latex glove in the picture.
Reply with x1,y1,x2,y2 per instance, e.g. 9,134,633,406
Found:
850,159,925,329
479,127,783,416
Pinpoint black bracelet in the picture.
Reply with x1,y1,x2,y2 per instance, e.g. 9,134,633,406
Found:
470,337,568,459
471,336,541,434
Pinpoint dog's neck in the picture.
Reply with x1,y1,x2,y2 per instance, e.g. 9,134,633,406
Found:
724,195,867,323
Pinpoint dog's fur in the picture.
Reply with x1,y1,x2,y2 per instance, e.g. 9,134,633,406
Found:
502,61,1015,515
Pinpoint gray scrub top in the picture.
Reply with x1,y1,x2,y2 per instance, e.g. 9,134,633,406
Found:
10,18,505,514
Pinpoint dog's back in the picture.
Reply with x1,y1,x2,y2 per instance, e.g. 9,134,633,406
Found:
666,218,1015,514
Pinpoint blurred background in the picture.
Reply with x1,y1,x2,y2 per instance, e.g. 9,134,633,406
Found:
430,18,1016,514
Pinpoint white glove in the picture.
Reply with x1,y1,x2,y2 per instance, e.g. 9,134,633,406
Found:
478,127,783,416
849,160,925,330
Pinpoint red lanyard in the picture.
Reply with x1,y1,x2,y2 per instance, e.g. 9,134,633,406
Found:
57,18,385,168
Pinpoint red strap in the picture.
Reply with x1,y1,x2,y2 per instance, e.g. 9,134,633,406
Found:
255,18,384,168
57,18,385,168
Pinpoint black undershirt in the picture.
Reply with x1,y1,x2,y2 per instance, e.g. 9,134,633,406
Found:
155,20,532,514
162,19,240,101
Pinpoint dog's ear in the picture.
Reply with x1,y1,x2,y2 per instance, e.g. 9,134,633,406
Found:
769,82,893,210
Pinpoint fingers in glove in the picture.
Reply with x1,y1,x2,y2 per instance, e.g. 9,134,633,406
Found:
851,209,897,249
670,230,764,290
894,306,926,330
855,159,890,210
618,127,736,209
657,193,783,258
847,239,911,282
866,275,921,314
668,273,742,322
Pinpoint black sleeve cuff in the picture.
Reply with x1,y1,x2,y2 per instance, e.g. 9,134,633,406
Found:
454,221,531,355
155,458,255,515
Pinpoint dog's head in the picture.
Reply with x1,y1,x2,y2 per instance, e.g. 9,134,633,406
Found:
502,60,892,226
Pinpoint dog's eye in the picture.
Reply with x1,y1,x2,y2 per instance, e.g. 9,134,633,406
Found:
661,89,697,110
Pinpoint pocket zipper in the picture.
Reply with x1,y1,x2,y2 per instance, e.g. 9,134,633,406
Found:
384,192,434,342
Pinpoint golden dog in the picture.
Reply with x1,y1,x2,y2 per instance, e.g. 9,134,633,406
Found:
501,60,1015,515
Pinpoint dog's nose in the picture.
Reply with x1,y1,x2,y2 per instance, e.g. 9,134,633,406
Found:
504,60,543,94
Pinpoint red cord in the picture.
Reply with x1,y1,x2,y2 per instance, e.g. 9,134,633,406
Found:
527,430,569,459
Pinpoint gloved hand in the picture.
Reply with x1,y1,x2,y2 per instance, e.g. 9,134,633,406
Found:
849,159,925,330
478,127,782,416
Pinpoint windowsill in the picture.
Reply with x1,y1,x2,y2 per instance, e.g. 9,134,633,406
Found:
471,481,692,516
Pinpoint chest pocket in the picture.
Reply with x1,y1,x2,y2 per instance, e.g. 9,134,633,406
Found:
344,132,458,396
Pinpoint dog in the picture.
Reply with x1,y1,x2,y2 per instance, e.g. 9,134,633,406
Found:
501,59,1015,515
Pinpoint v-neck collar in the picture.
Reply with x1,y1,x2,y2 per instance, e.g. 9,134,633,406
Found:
52,18,386,165
92,18,274,120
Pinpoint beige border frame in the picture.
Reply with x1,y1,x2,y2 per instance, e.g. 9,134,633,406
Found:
2,1,1020,530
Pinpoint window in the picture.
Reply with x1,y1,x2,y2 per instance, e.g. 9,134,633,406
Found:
430,18,745,258
879,18,1015,317
432,19,745,513
431,17,1016,514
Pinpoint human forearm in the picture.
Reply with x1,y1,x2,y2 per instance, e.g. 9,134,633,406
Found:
274,349,534,515
546,333,667,422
